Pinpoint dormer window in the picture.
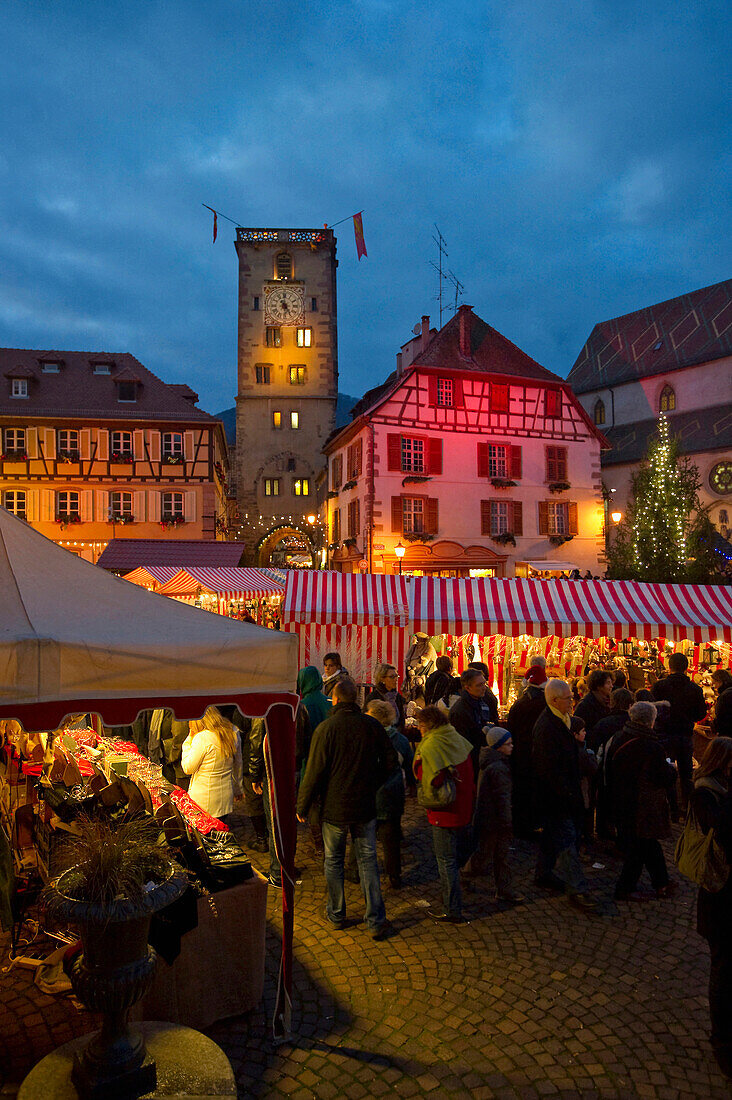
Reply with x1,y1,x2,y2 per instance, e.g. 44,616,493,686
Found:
11,379,28,398
92,362,112,375
593,398,606,425
41,360,62,373
117,381,137,403
276,252,293,280
660,384,675,412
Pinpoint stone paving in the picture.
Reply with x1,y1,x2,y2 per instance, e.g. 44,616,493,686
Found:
1,800,730,1098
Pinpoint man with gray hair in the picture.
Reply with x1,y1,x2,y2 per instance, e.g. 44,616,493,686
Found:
531,679,598,913
606,700,678,901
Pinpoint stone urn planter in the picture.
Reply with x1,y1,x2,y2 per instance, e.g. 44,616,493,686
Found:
43,818,188,1099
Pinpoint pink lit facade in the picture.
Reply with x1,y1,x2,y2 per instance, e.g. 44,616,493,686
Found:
325,307,608,577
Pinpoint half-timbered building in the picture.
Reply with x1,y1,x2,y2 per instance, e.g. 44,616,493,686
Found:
0,348,231,562
324,306,607,576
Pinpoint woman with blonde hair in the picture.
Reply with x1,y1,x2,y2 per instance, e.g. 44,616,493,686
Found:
365,663,406,733
181,706,243,822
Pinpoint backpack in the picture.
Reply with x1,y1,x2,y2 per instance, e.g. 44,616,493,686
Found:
674,790,730,893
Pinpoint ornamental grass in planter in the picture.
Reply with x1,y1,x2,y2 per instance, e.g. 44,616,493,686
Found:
43,815,187,1100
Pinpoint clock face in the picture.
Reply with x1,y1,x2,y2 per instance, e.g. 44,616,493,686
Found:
265,285,304,325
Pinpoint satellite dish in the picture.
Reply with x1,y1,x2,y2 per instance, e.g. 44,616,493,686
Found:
412,323,421,335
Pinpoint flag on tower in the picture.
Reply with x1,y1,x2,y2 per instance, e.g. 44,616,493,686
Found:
353,212,367,260
212,210,217,243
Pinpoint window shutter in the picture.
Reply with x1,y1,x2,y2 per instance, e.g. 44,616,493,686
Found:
355,438,362,475
80,429,91,461
184,491,197,522
133,430,145,461
80,490,93,522
568,502,578,535
95,490,108,522
44,429,56,460
387,434,401,471
425,497,439,535
557,448,568,481
427,376,438,406
149,431,161,462
477,442,489,478
26,427,38,459
96,430,109,461
509,445,522,479
453,378,464,407
545,447,556,482
481,500,491,536
512,501,523,536
148,492,161,522
41,490,55,522
391,496,403,534
492,383,509,413
427,437,443,475
184,432,195,461
25,490,38,522
133,492,146,522
538,501,549,535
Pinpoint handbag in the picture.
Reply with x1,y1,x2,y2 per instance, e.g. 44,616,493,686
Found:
417,767,458,810
674,800,730,893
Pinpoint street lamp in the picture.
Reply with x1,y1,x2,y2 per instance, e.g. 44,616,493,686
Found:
610,510,622,524
306,514,316,525
394,540,405,575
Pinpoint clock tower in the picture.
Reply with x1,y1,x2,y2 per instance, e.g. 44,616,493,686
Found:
234,227,338,565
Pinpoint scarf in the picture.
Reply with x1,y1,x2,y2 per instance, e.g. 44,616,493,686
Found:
415,723,473,792
549,704,571,730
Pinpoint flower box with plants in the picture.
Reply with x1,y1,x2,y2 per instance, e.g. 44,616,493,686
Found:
160,514,185,530
1,450,28,461
111,514,135,526
401,475,432,486
56,512,81,526
327,490,339,499
548,481,571,493
110,451,134,463
490,477,517,489
549,533,574,546
402,531,435,543
58,450,80,464
491,531,516,546
161,453,184,465
341,478,357,491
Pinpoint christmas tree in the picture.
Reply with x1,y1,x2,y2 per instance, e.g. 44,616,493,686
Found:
606,413,716,583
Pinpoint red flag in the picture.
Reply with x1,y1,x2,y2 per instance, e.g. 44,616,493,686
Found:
353,211,367,260
212,210,217,243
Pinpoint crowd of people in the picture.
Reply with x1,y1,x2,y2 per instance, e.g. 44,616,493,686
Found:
173,646,732,1081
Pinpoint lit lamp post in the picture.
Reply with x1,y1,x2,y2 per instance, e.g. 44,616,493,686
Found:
394,540,405,575
611,510,622,525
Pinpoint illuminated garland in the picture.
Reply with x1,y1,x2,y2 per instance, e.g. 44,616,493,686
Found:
631,412,687,578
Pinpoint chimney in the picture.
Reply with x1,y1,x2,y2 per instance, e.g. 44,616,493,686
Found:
458,304,473,358
396,351,403,376
421,315,430,351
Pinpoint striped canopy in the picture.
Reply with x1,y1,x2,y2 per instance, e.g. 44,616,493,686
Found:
123,566,179,589
158,567,285,601
409,577,732,643
283,570,410,627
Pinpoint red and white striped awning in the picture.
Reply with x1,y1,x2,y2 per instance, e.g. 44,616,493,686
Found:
123,566,179,589
409,577,732,643
158,567,285,601
283,570,410,627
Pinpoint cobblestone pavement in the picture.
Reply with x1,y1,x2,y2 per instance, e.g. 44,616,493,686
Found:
2,800,730,1099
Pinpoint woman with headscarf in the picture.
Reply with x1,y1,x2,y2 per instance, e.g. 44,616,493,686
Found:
413,705,475,923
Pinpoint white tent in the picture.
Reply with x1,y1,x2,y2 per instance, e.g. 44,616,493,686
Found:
0,508,297,717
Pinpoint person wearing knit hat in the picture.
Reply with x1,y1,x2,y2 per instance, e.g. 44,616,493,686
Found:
463,725,524,903
521,656,548,693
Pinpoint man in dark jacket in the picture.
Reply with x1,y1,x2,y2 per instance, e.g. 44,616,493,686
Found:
532,679,596,912
449,668,499,776
652,653,707,806
573,670,613,749
424,655,455,706
711,670,732,737
506,682,546,837
297,678,397,938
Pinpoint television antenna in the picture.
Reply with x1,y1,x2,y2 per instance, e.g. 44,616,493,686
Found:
429,225,464,327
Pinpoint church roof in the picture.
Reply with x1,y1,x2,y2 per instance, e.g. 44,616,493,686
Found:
568,278,732,394
600,404,732,467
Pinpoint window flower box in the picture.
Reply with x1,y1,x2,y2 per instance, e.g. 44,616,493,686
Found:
161,454,184,465
58,450,80,464
327,490,339,499
342,479,357,491
401,475,432,486
402,532,435,543
110,514,135,525
110,451,134,463
160,514,185,530
56,513,81,528
548,481,571,493
491,477,517,489
491,531,516,546
1,450,28,461
549,534,574,546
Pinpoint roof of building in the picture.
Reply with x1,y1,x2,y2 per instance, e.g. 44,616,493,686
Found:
96,539,247,572
568,278,732,394
0,348,220,423
600,404,732,467
349,306,561,421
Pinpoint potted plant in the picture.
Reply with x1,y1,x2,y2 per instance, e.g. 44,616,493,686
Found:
42,815,187,1099
491,531,516,546
490,477,517,489
548,481,571,493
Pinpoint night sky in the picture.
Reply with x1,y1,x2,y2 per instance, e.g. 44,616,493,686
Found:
1,1,730,416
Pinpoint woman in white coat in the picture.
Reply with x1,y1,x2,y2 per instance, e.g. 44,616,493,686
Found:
181,706,243,822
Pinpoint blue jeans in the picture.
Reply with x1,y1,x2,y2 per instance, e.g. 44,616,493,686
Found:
321,820,385,932
536,815,589,895
431,825,472,917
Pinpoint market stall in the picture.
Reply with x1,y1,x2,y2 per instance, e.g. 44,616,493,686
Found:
0,507,298,1037
157,566,285,621
282,570,410,686
121,566,179,591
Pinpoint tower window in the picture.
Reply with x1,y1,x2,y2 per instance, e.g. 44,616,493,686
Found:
265,327,282,348
289,366,306,385
255,364,271,384
253,296,260,311
272,411,282,429
593,399,606,425
290,412,300,429
264,478,280,497
311,297,318,312
296,328,312,348
660,384,676,412
276,252,293,280
294,478,310,497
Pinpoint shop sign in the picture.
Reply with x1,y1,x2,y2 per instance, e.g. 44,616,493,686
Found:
373,543,385,550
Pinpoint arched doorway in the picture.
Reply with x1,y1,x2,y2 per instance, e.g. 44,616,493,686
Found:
257,525,314,569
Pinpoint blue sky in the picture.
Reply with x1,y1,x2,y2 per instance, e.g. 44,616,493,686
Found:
1,0,730,415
